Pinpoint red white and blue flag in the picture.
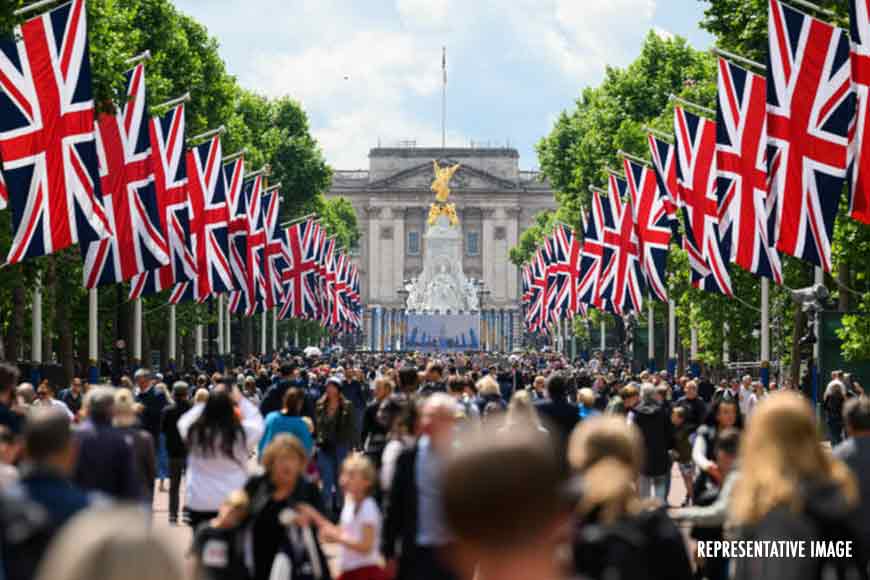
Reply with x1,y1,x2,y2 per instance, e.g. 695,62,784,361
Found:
0,0,111,264
849,0,870,224
551,223,584,318
129,103,194,299
648,133,681,242
526,247,547,332
624,157,671,302
600,175,644,315
225,157,248,294
279,218,320,321
716,57,782,284
767,0,854,271
578,194,607,310
84,63,168,288
596,174,629,313
674,106,733,296
171,135,231,303
259,188,283,312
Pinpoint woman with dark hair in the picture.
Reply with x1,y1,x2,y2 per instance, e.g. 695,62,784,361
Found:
258,388,314,458
178,387,263,529
315,377,355,518
692,397,742,502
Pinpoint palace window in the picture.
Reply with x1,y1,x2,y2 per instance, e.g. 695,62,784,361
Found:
466,231,480,256
407,231,421,255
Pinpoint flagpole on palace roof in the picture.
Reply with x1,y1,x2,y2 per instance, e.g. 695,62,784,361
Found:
442,46,447,150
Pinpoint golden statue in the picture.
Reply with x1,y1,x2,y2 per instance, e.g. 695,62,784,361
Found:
428,160,461,226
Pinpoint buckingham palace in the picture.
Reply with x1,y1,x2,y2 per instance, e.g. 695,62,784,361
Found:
325,146,558,350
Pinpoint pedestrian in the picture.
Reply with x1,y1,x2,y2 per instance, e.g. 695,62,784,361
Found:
361,377,393,468
259,387,314,458
378,396,415,497
832,396,870,567
315,376,356,518
161,380,191,525
692,397,741,500
35,506,184,580
74,387,140,501
113,388,156,506
628,383,673,502
58,376,84,419
441,423,569,580
178,386,263,529
568,415,693,580
0,362,22,435
824,378,847,446
670,406,694,507
499,390,547,434
244,434,330,580
576,387,600,420
302,454,387,580
35,379,74,419
8,407,91,580
731,392,866,579
534,373,579,464
191,490,251,580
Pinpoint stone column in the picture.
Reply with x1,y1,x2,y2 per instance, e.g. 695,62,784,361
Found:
481,208,497,301
365,206,383,303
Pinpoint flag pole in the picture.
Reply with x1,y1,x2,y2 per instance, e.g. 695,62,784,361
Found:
760,277,770,386
588,184,608,196
617,150,652,167
281,213,318,227
669,94,715,117
643,126,673,142
711,47,766,72
782,0,835,18
88,288,99,383
245,166,270,180
441,46,447,149
125,50,152,66
263,183,282,194
667,299,677,376
14,0,64,17
153,93,191,111
187,125,226,146
132,298,142,367
168,304,177,368
32,273,42,383
222,149,247,163
217,294,225,360
648,301,655,371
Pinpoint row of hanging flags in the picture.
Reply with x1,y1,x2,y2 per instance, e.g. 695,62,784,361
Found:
523,0,870,333
0,0,361,333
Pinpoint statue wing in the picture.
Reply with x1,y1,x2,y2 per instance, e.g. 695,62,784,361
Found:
447,163,461,179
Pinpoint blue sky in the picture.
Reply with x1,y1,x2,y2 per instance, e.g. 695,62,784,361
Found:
173,1,714,170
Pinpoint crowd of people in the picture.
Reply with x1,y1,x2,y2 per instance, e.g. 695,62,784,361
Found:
0,349,868,580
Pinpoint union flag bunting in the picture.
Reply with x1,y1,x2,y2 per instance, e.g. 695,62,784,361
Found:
0,0,111,265
279,218,320,321
767,0,854,271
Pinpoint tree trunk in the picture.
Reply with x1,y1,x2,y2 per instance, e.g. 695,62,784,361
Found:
838,260,851,312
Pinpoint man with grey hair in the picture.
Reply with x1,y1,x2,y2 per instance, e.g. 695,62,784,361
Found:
629,382,674,502
383,392,461,580
73,386,140,501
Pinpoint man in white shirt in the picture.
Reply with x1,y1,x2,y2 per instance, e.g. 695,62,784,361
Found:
35,381,73,420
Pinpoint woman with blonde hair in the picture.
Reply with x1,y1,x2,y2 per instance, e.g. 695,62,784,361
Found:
35,507,184,580
568,415,692,580
730,392,865,580
499,390,547,434
113,388,156,505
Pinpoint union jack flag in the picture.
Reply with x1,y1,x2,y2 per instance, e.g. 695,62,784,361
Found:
767,0,854,271
674,106,733,296
259,189,284,312
526,247,547,332
648,134,682,242
848,0,870,223
577,198,604,309
599,176,644,315
225,157,248,292
171,135,231,303
550,223,584,318
0,164,7,210
231,175,264,315
716,57,782,284
332,251,352,329
279,218,320,321
521,263,532,307
541,235,564,326
596,174,628,313
84,63,168,288
320,236,338,328
129,103,194,300
0,0,111,264
624,158,671,302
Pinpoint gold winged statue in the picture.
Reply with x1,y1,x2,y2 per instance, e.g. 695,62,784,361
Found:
428,160,461,225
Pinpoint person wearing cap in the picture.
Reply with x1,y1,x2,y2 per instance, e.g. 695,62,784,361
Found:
316,375,356,518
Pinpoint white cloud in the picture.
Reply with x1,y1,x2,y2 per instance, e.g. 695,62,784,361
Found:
396,0,451,30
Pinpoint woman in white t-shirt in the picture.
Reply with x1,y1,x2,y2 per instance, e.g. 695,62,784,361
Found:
300,453,386,580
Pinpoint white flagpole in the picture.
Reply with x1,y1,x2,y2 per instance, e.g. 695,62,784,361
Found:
132,298,142,366
88,288,98,382
261,310,267,354
722,321,730,365
668,299,676,374
217,295,224,359
168,304,177,365
32,275,42,365
272,308,278,352
761,277,770,385
813,266,824,403
225,300,232,358
195,325,203,359
690,325,699,365
647,302,655,370
600,318,606,353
